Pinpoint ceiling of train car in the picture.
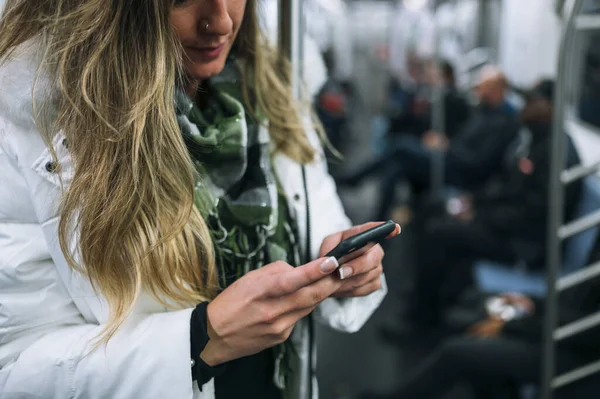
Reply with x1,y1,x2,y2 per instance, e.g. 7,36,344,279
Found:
343,0,450,8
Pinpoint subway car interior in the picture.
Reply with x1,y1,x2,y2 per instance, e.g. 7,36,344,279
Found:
1,0,600,398
281,0,600,398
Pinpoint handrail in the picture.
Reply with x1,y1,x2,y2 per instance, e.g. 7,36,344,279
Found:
557,260,600,291
542,0,585,397
554,309,600,341
278,0,304,99
561,161,600,184
429,22,447,196
558,208,600,239
575,14,600,30
552,359,600,389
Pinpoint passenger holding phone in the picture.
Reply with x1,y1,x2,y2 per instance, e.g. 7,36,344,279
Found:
0,1,398,399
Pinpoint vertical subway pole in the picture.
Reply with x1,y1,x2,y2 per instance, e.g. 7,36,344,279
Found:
430,20,446,196
541,0,583,398
278,0,305,99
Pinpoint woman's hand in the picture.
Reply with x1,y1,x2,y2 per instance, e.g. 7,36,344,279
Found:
201,257,342,366
319,222,401,298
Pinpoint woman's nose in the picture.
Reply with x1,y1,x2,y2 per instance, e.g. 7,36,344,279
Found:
200,0,233,37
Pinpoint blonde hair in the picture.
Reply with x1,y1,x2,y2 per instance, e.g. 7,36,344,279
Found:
0,0,317,341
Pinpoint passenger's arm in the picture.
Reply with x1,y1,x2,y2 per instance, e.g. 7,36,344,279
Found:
0,129,206,398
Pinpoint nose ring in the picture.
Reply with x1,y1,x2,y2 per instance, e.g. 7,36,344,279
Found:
204,21,210,32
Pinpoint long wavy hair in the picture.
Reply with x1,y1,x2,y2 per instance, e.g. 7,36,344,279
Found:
0,0,317,341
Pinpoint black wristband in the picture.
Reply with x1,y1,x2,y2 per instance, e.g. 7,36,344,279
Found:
190,302,227,388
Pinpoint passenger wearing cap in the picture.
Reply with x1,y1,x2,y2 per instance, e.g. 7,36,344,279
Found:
403,79,583,329
341,66,521,222
361,81,595,399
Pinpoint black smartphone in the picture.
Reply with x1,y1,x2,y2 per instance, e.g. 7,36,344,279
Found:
325,220,399,265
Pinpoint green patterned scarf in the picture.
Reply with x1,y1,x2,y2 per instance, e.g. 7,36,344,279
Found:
175,62,300,390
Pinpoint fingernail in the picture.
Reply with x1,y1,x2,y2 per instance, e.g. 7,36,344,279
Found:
339,266,353,280
396,224,402,234
320,256,339,274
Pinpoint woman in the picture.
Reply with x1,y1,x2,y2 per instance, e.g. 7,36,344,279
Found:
0,1,395,398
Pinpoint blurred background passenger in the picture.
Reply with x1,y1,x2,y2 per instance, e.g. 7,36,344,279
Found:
360,267,600,399
386,59,470,142
397,80,582,329
341,66,520,222
434,60,472,140
297,1,600,398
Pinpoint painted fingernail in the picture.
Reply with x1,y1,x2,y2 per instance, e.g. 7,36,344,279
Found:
338,266,353,280
320,257,339,274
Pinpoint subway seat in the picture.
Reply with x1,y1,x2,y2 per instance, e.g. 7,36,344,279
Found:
475,175,600,297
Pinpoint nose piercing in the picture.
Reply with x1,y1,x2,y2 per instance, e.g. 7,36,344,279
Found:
204,21,210,32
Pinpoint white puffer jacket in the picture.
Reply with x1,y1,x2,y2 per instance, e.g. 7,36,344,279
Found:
0,43,387,399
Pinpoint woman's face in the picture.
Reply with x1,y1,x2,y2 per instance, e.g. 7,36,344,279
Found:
171,0,247,84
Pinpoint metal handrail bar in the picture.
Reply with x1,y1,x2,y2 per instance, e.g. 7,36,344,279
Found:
552,359,600,389
575,14,600,30
561,161,600,184
554,309,600,341
558,209,600,239
542,0,584,397
557,260,600,291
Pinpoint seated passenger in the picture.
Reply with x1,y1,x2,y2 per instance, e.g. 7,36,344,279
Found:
342,66,520,221
434,60,472,140
385,52,429,136
361,269,600,399
386,55,431,140
383,60,469,149
407,80,582,328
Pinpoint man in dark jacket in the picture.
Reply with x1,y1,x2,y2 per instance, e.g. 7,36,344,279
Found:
372,67,520,220
410,80,582,327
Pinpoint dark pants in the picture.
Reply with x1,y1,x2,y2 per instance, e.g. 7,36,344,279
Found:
390,336,598,399
413,217,517,325
347,137,469,220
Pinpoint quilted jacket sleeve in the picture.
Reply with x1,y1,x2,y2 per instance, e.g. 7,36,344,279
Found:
0,120,208,399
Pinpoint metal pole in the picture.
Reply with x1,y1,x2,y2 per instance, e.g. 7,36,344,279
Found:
476,0,488,48
429,1,446,196
541,1,583,398
278,0,305,99
430,88,445,195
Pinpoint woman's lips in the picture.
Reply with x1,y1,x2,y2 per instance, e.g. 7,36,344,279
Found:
187,43,226,60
